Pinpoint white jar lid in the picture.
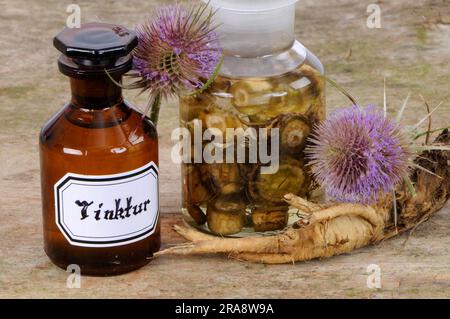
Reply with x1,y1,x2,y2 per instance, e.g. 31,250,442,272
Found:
203,0,298,12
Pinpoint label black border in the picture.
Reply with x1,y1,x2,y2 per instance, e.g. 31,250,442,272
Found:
60,171,156,239
55,163,159,246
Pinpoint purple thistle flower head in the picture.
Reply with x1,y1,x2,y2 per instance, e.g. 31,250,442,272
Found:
132,3,221,99
306,105,411,204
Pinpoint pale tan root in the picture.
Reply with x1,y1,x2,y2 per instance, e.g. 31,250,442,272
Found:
234,210,385,263
157,204,384,261
303,215,379,259
307,204,387,233
155,227,300,256
173,223,215,242
250,214,377,261
285,193,386,228
230,253,297,264
283,193,325,213
283,194,386,235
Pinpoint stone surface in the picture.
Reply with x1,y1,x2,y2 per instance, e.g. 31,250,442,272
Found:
0,0,449,298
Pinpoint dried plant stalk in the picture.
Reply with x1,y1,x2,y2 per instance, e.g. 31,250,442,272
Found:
156,131,450,263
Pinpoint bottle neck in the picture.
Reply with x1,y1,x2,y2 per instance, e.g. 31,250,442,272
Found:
70,75,123,109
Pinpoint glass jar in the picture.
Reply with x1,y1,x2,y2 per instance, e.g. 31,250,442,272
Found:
179,0,325,236
40,23,160,276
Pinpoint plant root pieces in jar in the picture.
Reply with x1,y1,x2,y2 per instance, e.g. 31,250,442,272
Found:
180,64,326,235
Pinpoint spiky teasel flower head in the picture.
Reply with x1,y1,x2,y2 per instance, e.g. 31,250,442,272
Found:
306,105,412,204
131,3,222,99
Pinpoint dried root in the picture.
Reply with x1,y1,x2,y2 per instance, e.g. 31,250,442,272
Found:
157,131,450,263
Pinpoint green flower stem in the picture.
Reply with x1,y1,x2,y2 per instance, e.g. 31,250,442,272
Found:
188,56,223,96
106,69,162,127
149,94,162,127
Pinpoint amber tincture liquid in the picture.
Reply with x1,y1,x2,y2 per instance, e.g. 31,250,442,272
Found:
40,23,160,276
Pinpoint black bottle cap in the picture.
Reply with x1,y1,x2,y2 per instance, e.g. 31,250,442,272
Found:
54,22,138,77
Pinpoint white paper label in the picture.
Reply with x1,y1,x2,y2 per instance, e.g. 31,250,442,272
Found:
54,161,159,248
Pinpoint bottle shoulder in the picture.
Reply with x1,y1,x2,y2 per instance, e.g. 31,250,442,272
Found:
40,101,157,157
219,40,324,79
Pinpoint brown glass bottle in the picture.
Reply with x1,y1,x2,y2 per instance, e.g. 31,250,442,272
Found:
40,23,160,276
